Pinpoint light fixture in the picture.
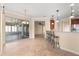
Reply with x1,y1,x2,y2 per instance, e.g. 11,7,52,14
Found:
1,4,5,14
70,3,75,7
22,21,26,24
70,3,75,18
52,23,54,25
26,21,29,24
56,9,59,22
22,21,29,24
23,9,29,24
70,16,75,18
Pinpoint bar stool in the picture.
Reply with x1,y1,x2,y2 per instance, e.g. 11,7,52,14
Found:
54,36,60,48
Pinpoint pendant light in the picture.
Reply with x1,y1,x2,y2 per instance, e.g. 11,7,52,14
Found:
70,3,75,18
56,9,59,22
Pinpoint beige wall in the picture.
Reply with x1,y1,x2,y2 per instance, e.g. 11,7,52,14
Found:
44,20,50,38
60,17,71,32
56,32,79,55
35,23,43,35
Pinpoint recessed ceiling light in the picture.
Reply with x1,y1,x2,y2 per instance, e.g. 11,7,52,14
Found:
70,3,75,6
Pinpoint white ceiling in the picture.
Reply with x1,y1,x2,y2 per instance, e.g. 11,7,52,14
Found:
3,3,79,19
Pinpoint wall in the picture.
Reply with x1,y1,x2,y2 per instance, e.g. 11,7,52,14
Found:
44,19,50,38
59,17,71,32
35,22,43,35
56,32,79,55
35,21,45,36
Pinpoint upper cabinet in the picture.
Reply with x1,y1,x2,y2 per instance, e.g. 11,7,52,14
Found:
71,18,79,32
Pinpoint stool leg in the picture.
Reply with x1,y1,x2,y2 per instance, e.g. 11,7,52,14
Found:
58,42,60,48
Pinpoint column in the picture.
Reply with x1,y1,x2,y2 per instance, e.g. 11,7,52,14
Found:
29,19,35,39
0,5,5,55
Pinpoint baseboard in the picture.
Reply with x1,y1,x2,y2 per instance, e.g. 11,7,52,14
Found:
60,47,79,55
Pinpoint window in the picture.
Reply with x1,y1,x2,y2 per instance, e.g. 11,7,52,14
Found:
6,25,18,32
5,25,11,32
12,25,17,32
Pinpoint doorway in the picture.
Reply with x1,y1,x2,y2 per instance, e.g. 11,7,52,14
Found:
35,21,45,38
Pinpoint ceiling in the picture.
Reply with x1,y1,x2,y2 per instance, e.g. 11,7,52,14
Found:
2,3,79,19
